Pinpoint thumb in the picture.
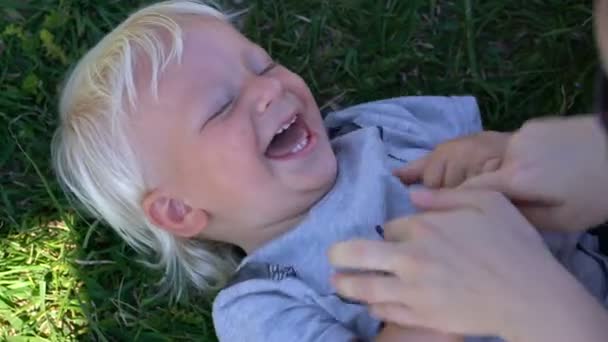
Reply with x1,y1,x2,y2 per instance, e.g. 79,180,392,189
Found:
409,188,497,211
461,169,556,205
394,156,429,185
459,169,510,194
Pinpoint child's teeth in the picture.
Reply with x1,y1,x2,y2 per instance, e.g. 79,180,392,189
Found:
290,136,309,153
275,116,298,135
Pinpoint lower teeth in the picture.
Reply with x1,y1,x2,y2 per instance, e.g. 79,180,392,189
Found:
290,136,308,153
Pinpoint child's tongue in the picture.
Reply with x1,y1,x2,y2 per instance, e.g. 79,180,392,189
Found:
265,121,307,158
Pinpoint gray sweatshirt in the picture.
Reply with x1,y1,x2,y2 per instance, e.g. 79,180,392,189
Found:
212,96,608,342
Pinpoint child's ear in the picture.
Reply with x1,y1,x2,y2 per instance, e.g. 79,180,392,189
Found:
142,189,208,237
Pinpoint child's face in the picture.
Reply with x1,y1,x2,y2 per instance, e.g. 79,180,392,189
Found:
133,17,337,250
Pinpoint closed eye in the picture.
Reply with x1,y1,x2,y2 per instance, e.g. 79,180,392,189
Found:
201,61,276,131
200,98,233,132
259,61,277,75
210,100,232,120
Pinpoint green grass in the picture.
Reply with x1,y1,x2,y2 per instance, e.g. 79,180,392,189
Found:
0,0,597,340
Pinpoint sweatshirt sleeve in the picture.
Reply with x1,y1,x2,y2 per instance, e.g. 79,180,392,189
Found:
324,96,483,163
213,277,360,342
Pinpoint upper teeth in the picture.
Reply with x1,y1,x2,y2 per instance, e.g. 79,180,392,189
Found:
275,116,297,135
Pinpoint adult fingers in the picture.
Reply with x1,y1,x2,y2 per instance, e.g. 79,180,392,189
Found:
383,215,436,242
461,169,560,206
332,273,409,305
394,156,429,185
459,170,509,195
481,158,502,173
443,160,467,188
463,157,501,181
409,188,506,213
328,240,405,273
423,156,447,189
369,302,418,328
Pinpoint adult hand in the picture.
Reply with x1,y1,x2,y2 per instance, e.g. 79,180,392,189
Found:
459,115,608,232
329,189,608,341
396,131,510,188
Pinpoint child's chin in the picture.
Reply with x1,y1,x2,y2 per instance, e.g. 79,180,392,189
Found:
313,150,338,189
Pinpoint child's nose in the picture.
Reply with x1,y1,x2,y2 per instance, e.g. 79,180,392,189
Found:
245,76,283,115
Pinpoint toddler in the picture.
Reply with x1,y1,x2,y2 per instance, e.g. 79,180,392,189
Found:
52,1,608,341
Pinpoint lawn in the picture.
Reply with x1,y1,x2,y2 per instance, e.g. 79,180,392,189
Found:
0,0,598,340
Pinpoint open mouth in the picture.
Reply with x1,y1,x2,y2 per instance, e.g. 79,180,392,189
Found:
264,114,312,159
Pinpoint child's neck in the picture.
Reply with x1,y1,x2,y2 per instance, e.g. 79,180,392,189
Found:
240,211,309,254
240,181,338,254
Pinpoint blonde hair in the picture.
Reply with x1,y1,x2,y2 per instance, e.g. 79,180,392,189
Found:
52,0,242,300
